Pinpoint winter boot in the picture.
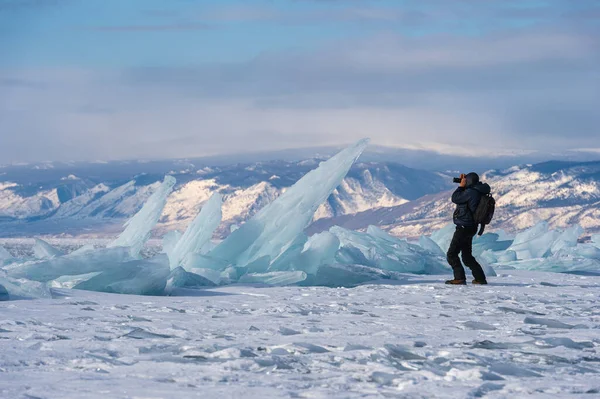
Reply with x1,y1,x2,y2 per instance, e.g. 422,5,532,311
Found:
472,279,488,285
445,279,467,285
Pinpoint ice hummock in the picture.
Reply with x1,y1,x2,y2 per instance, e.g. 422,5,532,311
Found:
32,238,64,259
2,138,600,300
108,175,176,257
207,139,370,268
167,193,222,269
0,245,13,265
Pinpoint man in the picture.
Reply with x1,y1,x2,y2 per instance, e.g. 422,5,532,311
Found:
445,172,490,285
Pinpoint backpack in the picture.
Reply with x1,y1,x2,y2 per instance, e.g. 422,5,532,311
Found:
473,193,495,236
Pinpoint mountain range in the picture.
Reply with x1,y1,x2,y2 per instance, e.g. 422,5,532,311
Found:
311,160,600,238
1,150,599,239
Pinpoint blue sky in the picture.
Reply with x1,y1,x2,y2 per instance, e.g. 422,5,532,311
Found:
0,0,599,162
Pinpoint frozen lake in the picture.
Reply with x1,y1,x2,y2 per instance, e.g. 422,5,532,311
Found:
1,270,599,398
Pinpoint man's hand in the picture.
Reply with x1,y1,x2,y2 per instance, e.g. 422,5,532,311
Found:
459,173,467,188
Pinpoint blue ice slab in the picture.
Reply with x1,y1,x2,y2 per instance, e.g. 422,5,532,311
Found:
207,139,369,268
32,238,64,260
0,246,13,265
74,254,171,295
330,226,448,274
168,193,222,269
165,266,217,294
238,271,307,286
507,222,560,260
108,176,176,257
7,246,134,282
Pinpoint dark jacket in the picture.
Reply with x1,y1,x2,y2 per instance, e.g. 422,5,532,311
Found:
452,182,491,227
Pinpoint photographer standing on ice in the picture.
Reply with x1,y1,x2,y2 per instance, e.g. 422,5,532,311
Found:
445,172,493,285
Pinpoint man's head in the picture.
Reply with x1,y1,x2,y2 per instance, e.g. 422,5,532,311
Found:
465,172,480,187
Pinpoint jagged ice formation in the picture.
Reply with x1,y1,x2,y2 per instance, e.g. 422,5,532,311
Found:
1,140,600,300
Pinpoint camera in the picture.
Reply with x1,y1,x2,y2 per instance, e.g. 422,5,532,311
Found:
453,177,462,183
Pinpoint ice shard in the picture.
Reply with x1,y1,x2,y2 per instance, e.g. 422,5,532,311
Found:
169,193,222,269
430,224,455,255
418,235,445,257
0,276,52,300
238,271,307,286
73,254,171,295
32,238,64,259
0,283,8,301
550,225,583,254
162,230,182,260
269,232,338,275
165,266,216,294
330,226,448,274
50,272,102,289
592,234,600,248
108,175,176,257
507,222,559,260
207,139,369,268
0,245,13,265
7,246,133,282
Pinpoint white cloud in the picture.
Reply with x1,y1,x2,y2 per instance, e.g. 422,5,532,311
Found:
0,28,598,162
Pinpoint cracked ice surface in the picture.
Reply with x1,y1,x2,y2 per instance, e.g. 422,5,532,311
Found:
1,270,599,398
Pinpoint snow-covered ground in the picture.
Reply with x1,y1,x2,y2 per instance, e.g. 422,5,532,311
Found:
1,270,599,398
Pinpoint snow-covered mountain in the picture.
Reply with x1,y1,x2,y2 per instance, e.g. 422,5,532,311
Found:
0,159,450,237
3,156,599,239
310,160,600,237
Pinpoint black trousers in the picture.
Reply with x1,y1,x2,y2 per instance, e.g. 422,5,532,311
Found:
446,225,487,281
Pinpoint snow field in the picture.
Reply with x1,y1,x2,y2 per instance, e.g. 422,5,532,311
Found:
1,270,599,398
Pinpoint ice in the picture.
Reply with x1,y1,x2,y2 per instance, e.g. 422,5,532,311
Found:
273,231,339,275
472,233,512,256
3,269,600,397
418,235,445,256
0,276,51,299
429,223,455,254
238,271,307,286
330,226,448,274
592,234,600,248
0,245,13,264
497,250,517,263
266,234,308,272
550,224,583,253
4,139,600,299
107,175,176,257
69,244,95,256
312,263,400,287
165,266,216,294
0,283,8,301
507,222,560,260
7,246,134,282
32,238,64,259
168,193,222,269
560,243,600,259
74,254,171,295
502,257,600,273
162,230,182,259
50,272,102,289
183,253,230,271
207,139,369,268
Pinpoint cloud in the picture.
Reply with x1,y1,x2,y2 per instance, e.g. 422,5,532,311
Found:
0,1,598,162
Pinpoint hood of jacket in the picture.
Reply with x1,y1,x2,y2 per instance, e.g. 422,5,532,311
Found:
471,182,491,195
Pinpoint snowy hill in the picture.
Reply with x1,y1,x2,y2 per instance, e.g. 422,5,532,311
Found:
310,160,600,237
0,159,450,237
